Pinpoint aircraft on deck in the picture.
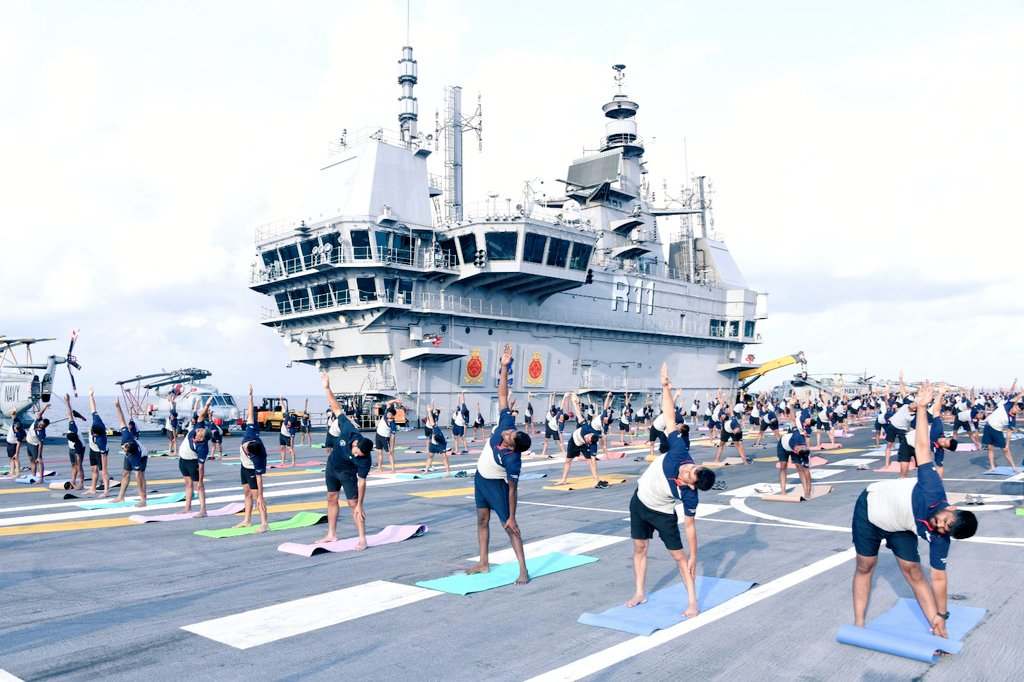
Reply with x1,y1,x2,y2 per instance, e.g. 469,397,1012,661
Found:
0,332,81,425
115,368,241,432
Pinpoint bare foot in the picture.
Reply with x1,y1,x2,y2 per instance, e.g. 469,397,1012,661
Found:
254,525,268,534
625,593,647,607
354,540,367,551
84,490,96,496
98,491,109,498
683,602,699,618
555,480,567,486
466,562,490,575
515,571,530,586
134,501,147,508
315,535,337,544
193,511,207,519
232,520,252,528
113,497,125,504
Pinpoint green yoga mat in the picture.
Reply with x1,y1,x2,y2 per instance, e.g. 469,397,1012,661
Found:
75,492,187,510
416,552,598,595
194,511,328,538
1017,507,1024,517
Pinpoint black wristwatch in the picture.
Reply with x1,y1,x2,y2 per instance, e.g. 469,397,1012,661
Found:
937,611,950,620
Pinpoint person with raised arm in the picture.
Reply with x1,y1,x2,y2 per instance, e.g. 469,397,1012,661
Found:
980,384,1024,473
899,382,958,479
84,387,111,497
422,399,452,476
319,374,374,548
166,395,179,454
24,403,51,482
467,343,532,584
540,392,569,458
851,381,978,639
278,395,296,467
176,396,214,517
471,402,486,441
235,385,268,532
554,392,605,488
5,410,25,479
63,394,86,489
374,398,400,473
300,398,312,447
626,363,716,616
111,397,148,507
451,390,469,454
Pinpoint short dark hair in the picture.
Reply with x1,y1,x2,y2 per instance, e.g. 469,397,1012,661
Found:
948,509,978,539
513,431,532,453
41,418,50,427
123,442,140,456
694,467,716,491
245,440,266,458
678,423,690,436
90,425,104,437
946,437,958,451
796,446,810,456
355,437,374,456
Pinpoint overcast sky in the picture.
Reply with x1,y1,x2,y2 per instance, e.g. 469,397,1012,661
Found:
2,0,1021,395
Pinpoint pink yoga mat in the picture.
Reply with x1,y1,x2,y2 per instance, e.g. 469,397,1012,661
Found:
270,460,323,468
599,451,627,460
955,443,978,452
874,461,916,473
277,523,429,557
777,456,828,468
811,443,842,451
128,502,245,523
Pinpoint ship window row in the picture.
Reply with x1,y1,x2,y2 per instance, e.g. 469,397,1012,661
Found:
709,319,757,339
271,277,415,315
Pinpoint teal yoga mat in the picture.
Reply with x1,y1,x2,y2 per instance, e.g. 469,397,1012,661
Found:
75,492,187,510
416,552,598,595
578,576,756,635
836,598,987,663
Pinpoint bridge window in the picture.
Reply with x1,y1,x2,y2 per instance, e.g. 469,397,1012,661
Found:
458,234,477,265
356,277,378,302
569,242,593,271
374,231,390,259
523,233,547,264
437,238,458,266
745,321,755,337
485,232,518,261
351,230,371,260
709,319,725,337
547,238,570,268
729,321,739,337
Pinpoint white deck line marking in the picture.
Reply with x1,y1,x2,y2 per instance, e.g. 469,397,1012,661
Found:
526,548,857,682
0,670,25,682
469,532,626,563
0,476,409,527
181,580,438,649
729,498,850,531
789,469,841,480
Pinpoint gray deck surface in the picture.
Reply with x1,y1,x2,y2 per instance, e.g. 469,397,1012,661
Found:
1,423,1021,681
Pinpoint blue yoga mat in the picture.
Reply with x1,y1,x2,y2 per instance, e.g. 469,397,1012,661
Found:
577,576,756,635
836,598,987,663
982,466,1017,476
75,492,187,510
519,472,548,480
416,552,598,595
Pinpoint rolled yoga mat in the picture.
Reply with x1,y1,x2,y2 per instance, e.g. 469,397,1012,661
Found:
578,576,757,636
836,598,986,663
416,552,598,595
194,511,327,538
278,524,428,556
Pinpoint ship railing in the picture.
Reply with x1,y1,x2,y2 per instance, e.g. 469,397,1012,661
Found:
260,289,747,343
252,246,459,284
578,375,646,390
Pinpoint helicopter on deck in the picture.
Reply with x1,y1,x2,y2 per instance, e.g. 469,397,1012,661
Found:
0,332,81,425
114,368,241,433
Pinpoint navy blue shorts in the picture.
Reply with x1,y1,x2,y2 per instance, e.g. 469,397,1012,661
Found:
179,458,199,481
123,455,148,472
852,490,920,563
545,426,560,440
89,449,106,467
240,466,262,489
629,490,683,551
897,436,917,463
428,442,447,454
452,425,465,437
68,448,84,464
325,461,360,499
566,440,593,459
883,424,898,444
981,424,1005,448
474,472,511,524
776,442,809,467
722,430,742,443
374,434,391,452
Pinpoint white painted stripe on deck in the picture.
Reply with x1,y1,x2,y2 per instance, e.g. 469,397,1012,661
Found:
0,670,25,682
181,580,438,649
469,531,627,563
788,469,841,480
526,548,857,681
830,458,879,466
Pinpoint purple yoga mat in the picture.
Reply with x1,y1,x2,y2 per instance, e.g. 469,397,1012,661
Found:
128,502,245,523
277,524,428,557
269,460,323,469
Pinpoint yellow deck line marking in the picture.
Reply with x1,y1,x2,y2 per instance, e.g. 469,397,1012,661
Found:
0,517,136,536
0,487,49,495
408,487,475,498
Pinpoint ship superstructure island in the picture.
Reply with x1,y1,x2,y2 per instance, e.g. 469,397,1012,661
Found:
250,47,767,419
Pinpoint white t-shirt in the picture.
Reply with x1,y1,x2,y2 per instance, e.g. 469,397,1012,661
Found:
986,403,1012,431
889,405,914,430
866,478,916,532
5,423,17,445
178,437,197,461
376,417,392,439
